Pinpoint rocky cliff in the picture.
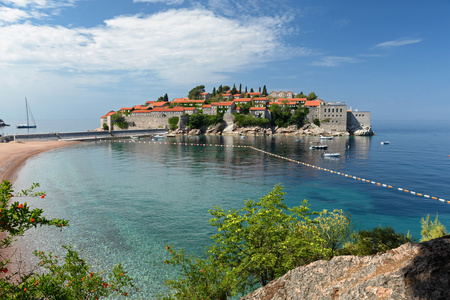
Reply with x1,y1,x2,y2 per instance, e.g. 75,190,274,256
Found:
241,236,450,300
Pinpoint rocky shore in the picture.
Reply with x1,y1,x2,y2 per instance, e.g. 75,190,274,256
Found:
242,235,450,300
171,121,374,137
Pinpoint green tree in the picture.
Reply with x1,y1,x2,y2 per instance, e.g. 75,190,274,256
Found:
307,92,318,100
164,93,169,102
239,84,242,94
217,85,223,94
0,180,134,298
168,116,179,131
313,209,356,256
112,112,128,129
212,87,216,96
420,214,447,242
341,226,413,256
296,91,306,98
270,103,291,127
162,247,235,299
208,185,323,291
223,85,230,92
313,118,320,127
188,113,206,129
290,106,308,128
188,85,205,100
102,123,109,130
262,85,268,96
230,84,237,95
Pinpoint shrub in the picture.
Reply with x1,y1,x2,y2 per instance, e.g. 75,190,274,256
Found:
102,123,109,130
341,226,413,256
420,213,447,242
313,118,320,127
0,180,135,298
168,117,179,131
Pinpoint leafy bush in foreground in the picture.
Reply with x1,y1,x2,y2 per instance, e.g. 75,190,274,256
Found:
0,180,135,299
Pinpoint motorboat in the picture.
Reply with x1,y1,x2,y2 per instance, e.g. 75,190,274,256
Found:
322,152,341,157
381,141,390,145
310,144,328,150
319,135,333,140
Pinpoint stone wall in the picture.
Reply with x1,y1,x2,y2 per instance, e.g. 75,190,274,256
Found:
125,114,170,130
319,102,347,133
347,110,371,133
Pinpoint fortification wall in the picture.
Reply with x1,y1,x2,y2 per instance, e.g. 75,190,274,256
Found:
347,111,371,132
126,115,170,130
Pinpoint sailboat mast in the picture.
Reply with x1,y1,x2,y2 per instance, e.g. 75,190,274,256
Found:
25,97,29,126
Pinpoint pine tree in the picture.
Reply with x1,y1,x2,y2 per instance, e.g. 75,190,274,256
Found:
262,85,268,96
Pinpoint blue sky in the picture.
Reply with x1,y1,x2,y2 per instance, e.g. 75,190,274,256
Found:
0,0,449,121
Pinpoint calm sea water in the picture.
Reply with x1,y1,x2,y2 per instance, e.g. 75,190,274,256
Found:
11,119,450,298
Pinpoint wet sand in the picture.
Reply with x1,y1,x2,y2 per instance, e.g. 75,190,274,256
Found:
0,140,80,182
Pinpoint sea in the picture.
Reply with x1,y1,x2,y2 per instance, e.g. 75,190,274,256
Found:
5,119,450,298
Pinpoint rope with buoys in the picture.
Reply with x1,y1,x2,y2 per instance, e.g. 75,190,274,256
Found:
99,139,448,205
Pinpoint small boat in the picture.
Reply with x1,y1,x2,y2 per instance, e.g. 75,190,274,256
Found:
322,152,341,157
381,141,390,145
0,119,10,127
310,144,328,150
17,97,37,129
319,135,333,140
152,135,164,139
130,136,140,140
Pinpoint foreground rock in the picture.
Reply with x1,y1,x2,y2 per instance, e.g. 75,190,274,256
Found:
242,236,450,300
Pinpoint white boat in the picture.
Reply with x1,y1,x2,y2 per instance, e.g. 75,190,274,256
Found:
322,152,341,157
310,144,328,150
152,135,164,139
130,136,140,140
319,135,333,140
17,97,37,129
381,141,390,145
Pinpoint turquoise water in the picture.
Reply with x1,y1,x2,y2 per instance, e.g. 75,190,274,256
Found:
12,120,450,298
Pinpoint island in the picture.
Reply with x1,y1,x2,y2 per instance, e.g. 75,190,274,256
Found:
100,85,373,136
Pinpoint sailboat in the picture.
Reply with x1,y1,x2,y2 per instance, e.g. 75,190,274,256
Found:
17,97,37,129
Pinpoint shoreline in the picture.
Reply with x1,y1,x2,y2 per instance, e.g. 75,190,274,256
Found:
0,140,80,183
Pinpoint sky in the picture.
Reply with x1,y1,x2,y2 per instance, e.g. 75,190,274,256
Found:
0,0,449,121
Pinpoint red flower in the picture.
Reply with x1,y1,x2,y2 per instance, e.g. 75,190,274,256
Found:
17,204,23,209
31,218,35,222
41,194,45,199
200,269,204,272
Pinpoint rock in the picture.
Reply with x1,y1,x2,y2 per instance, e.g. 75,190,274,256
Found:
241,236,450,300
206,121,227,134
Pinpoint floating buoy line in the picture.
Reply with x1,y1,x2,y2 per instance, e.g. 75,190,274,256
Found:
99,139,448,205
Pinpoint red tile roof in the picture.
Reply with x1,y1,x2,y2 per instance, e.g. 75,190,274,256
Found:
250,107,267,111
131,110,152,114
203,105,212,108
233,99,252,102
152,102,168,107
172,99,205,104
152,107,184,112
253,97,268,101
184,107,196,111
211,102,234,106
305,100,322,107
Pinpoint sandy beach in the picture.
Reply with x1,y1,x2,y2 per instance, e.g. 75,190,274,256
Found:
0,140,80,182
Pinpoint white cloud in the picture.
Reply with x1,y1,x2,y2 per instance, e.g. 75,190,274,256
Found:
2,0,78,9
0,6,30,23
311,56,362,67
375,38,423,49
0,8,306,85
133,0,184,4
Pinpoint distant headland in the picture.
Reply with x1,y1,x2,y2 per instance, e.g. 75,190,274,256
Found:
99,85,373,136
